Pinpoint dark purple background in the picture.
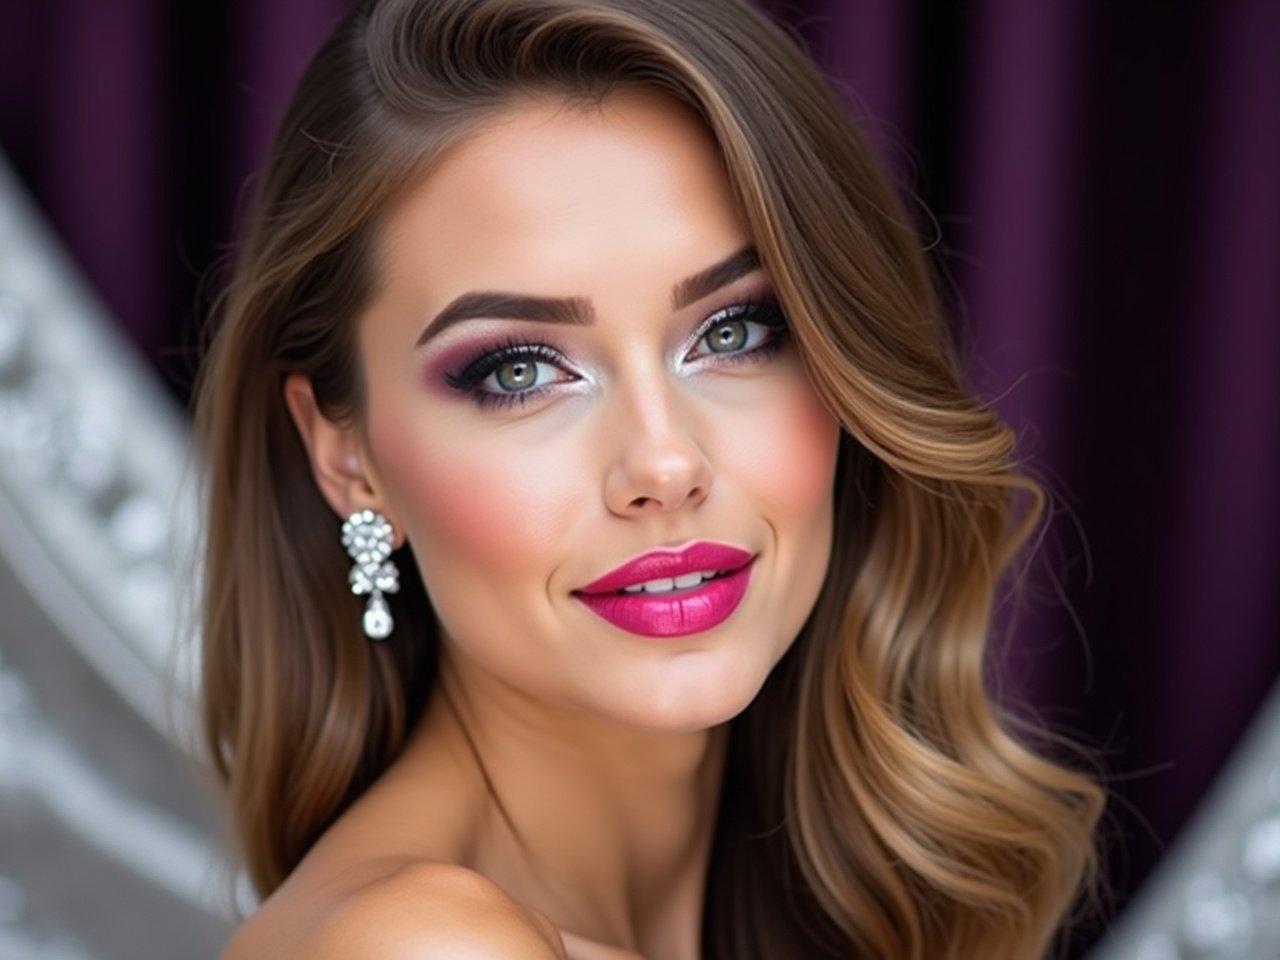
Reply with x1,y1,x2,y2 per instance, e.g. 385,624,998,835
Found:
3,2,1278,955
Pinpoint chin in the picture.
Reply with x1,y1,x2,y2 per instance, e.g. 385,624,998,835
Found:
616,658,768,732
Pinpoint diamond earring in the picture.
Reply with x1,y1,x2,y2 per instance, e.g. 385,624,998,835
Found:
341,508,400,640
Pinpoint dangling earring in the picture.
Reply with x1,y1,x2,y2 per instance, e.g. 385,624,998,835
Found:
341,508,400,640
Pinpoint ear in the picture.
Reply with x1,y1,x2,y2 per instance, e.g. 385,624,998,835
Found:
282,372,407,549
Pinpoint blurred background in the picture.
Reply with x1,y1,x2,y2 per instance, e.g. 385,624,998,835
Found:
0,1,1277,958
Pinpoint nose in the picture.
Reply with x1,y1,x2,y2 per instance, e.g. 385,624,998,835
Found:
602,378,713,517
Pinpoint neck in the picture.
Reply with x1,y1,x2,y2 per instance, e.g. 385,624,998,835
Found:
405,644,730,960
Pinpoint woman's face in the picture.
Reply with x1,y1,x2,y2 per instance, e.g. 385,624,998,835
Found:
357,89,841,731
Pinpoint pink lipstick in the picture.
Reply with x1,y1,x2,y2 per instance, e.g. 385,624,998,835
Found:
572,541,756,638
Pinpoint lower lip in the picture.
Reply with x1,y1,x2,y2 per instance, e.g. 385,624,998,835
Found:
572,558,755,638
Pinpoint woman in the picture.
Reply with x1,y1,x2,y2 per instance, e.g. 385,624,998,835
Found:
192,0,1106,956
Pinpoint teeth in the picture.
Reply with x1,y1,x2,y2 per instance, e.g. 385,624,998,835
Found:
621,569,722,595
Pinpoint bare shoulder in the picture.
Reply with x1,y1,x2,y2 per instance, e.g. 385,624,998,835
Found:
223,863,566,960
311,863,568,959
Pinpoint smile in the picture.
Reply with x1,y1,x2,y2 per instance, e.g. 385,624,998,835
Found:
572,556,756,637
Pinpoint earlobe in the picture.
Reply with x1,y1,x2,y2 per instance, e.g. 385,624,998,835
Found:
282,373,403,544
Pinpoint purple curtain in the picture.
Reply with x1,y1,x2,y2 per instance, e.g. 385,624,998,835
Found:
4,2,1278,955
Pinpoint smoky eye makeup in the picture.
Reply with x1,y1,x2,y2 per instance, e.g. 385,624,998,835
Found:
435,292,791,412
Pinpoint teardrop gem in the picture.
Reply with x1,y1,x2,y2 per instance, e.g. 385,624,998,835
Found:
362,592,393,640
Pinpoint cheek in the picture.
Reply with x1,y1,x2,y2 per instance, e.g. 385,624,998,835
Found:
368,412,579,597
735,371,841,650
727,372,841,519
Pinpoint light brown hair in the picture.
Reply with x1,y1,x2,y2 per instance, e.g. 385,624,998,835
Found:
190,0,1108,956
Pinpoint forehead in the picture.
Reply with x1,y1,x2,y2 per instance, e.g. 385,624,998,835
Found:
373,88,750,296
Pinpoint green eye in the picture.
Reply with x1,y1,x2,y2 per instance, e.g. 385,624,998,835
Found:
494,358,540,391
686,299,789,365
704,318,748,353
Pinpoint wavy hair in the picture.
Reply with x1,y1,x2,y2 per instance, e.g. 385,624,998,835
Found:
190,0,1108,956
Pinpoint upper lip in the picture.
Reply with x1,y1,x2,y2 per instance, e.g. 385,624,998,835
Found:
573,540,755,595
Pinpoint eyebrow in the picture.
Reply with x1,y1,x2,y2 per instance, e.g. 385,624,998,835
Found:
414,243,762,348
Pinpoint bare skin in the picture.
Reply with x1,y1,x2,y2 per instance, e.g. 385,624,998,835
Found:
222,668,726,959
228,87,840,958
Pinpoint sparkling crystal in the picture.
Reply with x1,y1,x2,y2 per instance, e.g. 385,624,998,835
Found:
374,560,399,593
109,495,168,558
59,407,120,496
342,509,394,565
349,564,373,595
362,592,393,639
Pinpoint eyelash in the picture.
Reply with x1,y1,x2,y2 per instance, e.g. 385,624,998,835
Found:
442,296,791,411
